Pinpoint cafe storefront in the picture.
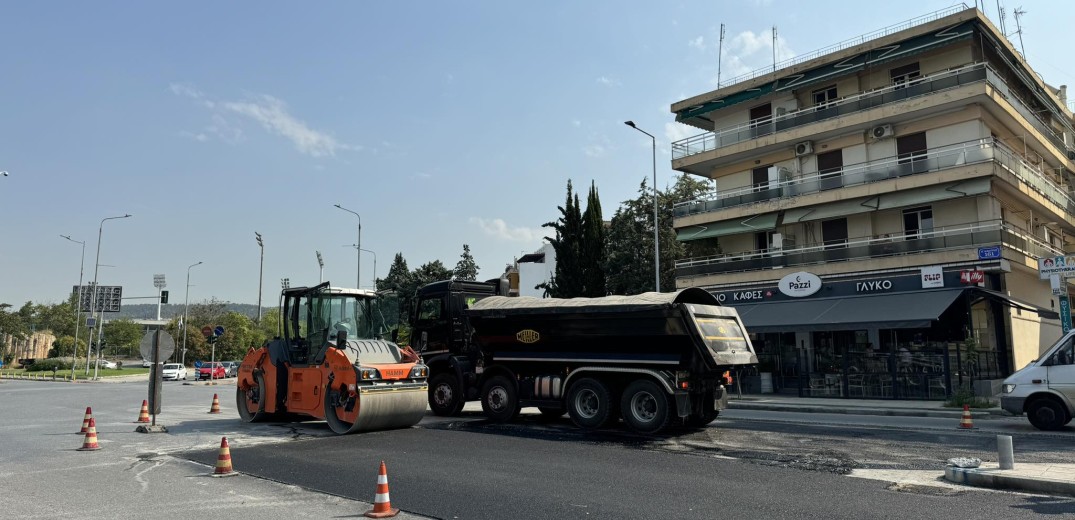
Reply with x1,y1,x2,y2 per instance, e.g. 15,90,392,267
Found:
715,267,1058,400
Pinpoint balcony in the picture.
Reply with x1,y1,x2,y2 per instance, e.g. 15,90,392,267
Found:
674,138,1075,220
675,220,1061,279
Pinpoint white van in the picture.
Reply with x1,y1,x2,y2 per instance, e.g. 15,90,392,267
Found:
1001,330,1075,430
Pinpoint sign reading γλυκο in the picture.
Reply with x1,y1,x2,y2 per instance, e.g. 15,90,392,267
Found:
778,271,821,298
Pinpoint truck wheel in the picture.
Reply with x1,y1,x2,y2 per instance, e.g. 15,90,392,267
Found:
481,375,518,423
567,378,613,429
429,373,465,416
1027,398,1069,431
237,374,267,422
621,379,671,434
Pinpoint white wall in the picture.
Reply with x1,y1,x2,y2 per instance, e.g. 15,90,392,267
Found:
517,243,555,298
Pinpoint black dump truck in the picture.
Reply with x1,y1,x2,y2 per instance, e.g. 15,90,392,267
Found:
411,279,756,434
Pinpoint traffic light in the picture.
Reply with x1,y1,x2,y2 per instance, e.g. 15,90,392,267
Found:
160,291,169,304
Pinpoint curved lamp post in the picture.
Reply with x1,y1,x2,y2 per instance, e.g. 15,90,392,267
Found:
624,121,660,292
90,214,131,379
181,261,203,365
333,204,361,289
60,234,85,379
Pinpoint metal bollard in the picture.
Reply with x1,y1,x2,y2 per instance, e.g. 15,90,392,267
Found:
998,435,1014,470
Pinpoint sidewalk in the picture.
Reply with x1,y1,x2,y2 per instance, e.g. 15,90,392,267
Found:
729,393,1075,497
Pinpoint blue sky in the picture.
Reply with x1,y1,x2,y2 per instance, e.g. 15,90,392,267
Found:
3,1,1073,309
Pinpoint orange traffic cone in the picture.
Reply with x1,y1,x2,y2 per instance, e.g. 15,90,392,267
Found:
135,400,151,423
211,436,238,477
958,404,976,429
77,418,101,451
364,461,400,518
79,407,93,434
208,394,222,414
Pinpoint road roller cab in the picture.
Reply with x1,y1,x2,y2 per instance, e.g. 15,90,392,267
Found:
237,282,429,434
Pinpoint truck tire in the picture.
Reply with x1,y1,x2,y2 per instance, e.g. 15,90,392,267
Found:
237,374,267,422
481,375,518,423
1027,397,1069,431
429,373,465,416
567,378,614,429
620,379,671,434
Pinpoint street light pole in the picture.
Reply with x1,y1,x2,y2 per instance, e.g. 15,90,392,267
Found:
60,234,85,380
89,214,131,380
360,248,377,290
333,204,361,289
255,232,264,323
624,121,661,292
316,251,324,283
182,261,203,365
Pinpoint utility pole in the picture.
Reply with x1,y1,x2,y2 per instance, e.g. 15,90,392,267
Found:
255,232,264,323
60,234,85,380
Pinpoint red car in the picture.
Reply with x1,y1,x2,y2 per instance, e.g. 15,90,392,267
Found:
195,362,227,381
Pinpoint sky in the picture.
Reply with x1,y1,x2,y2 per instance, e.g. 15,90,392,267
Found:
3,0,1074,309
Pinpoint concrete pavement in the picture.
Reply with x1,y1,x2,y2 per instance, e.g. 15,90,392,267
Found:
730,393,1075,498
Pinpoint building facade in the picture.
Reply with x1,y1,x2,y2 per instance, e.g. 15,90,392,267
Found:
668,6,1072,399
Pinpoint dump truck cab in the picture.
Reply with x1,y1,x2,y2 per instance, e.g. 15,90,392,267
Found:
237,282,428,434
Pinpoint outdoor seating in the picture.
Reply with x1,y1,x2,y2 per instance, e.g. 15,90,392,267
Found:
847,374,867,396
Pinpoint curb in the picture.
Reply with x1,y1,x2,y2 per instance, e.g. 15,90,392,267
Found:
945,465,1075,497
727,401,1007,419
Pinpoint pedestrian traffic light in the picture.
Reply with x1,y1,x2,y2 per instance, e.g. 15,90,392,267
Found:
160,291,169,304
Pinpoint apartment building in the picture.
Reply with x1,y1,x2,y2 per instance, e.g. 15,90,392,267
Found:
668,6,1071,399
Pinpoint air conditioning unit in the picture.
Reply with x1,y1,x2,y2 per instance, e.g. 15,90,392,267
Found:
870,124,894,139
794,141,814,156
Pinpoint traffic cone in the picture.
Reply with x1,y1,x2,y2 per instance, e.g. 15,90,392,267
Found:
79,407,93,434
208,394,222,414
364,461,400,518
958,404,976,429
135,400,151,423
211,436,238,477
77,418,101,451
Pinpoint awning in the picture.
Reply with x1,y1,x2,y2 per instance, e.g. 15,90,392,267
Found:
676,212,779,241
731,288,966,333
971,288,1060,320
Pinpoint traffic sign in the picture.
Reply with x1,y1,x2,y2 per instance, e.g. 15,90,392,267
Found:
139,330,176,363
201,326,213,338
214,326,225,337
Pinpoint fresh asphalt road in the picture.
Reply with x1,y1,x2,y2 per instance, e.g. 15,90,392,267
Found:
7,378,1075,519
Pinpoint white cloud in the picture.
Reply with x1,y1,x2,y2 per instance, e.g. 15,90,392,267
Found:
665,122,697,144
571,120,582,128
713,29,796,86
596,76,621,87
583,144,607,157
171,83,356,157
470,217,544,243
689,36,705,50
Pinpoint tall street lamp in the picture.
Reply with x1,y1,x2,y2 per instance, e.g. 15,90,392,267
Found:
255,232,264,323
624,121,660,292
360,248,377,289
181,261,203,365
316,251,324,283
333,204,361,289
90,214,131,380
60,234,85,379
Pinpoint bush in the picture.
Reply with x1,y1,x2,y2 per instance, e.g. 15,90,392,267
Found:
944,384,993,408
28,358,74,372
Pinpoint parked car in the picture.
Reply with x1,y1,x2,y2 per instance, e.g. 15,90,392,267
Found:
222,361,240,377
142,359,153,368
162,363,187,381
195,362,227,381
96,359,118,369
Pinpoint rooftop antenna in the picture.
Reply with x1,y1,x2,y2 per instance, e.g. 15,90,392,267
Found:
772,26,778,72
716,23,725,88
996,1,1007,35
1012,7,1027,58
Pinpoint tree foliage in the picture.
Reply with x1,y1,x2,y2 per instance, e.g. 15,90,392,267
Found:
453,244,480,281
580,181,606,297
539,180,585,297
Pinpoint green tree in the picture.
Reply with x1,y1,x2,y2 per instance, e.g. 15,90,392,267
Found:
101,318,142,357
539,180,585,297
605,180,653,295
453,244,480,281
580,181,606,297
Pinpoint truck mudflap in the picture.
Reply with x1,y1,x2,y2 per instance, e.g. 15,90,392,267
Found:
675,385,729,417
675,392,691,417
715,385,729,410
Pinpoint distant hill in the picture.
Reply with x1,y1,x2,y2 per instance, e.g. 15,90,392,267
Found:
111,303,268,321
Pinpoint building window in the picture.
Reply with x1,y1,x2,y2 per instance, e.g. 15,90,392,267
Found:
752,165,772,191
896,132,927,163
812,85,837,109
902,206,934,240
755,231,774,252
749,103,773,138
890,63,921,89
817,149,843,190
822,218,848,248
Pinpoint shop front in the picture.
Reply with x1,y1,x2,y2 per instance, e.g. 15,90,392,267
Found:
715,268,1057,400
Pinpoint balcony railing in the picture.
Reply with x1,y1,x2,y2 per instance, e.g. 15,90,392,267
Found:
716,4,969,91
672,63,988,160
675,220,1061,278
674,138,1075,219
